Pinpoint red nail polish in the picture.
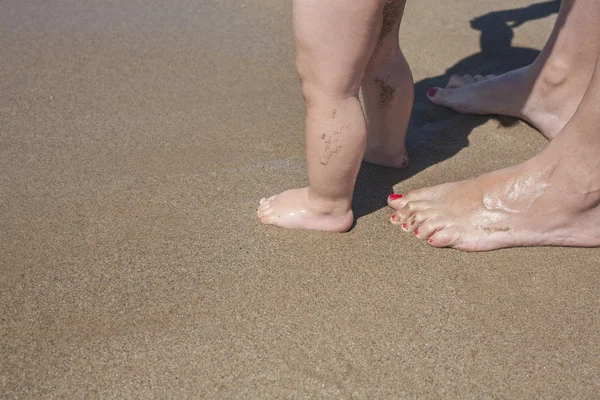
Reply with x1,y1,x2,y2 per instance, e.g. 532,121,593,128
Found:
389,194,403,200
415,230,419,236
428,238,433,243
391,214,396,219
428,87,438,97
402,223,407,229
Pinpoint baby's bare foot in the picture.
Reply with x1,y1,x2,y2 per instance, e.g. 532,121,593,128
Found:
427,63,591,140
363,147,410,169
387,149,600,251
257,188,354,232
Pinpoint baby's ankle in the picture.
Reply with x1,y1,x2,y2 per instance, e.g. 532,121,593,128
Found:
306,189,353,215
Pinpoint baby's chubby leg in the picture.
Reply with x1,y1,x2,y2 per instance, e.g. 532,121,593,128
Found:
258,0,387,231
362,0,413,168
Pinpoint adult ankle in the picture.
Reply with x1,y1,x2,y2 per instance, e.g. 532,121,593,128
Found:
534,57,577,88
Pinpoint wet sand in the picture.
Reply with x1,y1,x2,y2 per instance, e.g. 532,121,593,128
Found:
1,0,599,397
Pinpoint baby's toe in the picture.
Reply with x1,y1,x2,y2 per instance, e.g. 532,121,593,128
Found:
257,205,274,219
259,195,277,205
260,214,276,225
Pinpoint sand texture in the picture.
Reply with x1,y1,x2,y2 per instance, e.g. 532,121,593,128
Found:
1,0,599,398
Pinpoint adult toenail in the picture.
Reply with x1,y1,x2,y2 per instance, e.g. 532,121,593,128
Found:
402,223,407,229
427,87,438,97
391,214,396,220
428,238,433,243
415,230,419,236
389,194,403,200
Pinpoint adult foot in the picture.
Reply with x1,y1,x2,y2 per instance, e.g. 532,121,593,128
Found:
426,63,591,140
257,187,354,232
387,148,600,251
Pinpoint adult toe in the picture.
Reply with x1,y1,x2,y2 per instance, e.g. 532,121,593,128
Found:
404,209,437,233
392,200,430,228
428,226,462,248
446,74,465,89
415,218,446,240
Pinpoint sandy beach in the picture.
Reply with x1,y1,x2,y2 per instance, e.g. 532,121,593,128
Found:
1,0,599,397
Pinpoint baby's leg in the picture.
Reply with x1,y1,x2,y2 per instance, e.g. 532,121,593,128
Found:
362,0,413,168
257,0,386,231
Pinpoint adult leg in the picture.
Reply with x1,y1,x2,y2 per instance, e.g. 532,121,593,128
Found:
388,48,600,251
428,0,600,140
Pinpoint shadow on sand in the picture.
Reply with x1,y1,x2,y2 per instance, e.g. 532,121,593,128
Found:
352,0,561,220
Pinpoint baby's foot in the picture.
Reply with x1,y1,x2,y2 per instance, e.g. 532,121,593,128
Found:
363,147,410,169
257,188,354,232
427,63,591,140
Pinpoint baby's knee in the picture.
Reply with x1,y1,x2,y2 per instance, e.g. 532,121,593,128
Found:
299,82,352,108
294,38,366,103
293,0,389,103
297,71,360,107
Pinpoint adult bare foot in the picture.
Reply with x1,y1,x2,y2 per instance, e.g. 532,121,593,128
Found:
384,0,600,251
387,112,600,252
387,150,600,251
427,0,600,140
426,64,589,140
258,188,354,232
